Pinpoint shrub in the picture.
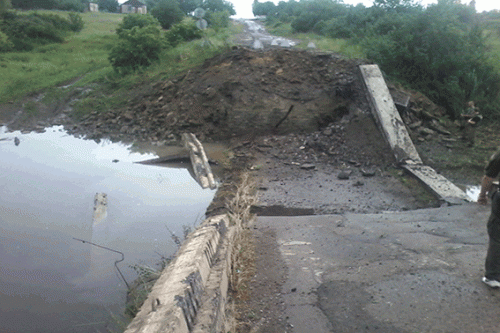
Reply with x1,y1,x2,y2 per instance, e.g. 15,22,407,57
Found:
150,0,184,30
98,0,118,13
205,10,230,32
116,14,160,35
164,18,201,47
109,25,163,73
0,11,83,51
322,17,354,39
363,2,500,117
0,29,13,52
68,12,84,32
57,0,85,12
291,12,319,33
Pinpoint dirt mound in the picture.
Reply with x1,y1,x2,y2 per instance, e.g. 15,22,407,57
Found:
71,47,370,142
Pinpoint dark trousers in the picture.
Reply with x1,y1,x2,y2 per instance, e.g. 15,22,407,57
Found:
486,191,500,280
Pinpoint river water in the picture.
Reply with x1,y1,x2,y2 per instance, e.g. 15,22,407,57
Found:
0,126,217,332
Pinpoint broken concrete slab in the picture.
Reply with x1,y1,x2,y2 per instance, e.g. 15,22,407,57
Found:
359,64,468,204
359,65,422,164
403,164,470,204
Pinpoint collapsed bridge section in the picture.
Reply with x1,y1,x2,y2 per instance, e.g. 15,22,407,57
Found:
359,64,469,205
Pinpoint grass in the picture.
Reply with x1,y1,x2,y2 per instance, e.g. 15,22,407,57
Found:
71,25,235,118
0,9,237,118
266,21,365,58
0,12,122,103
0,10,121,103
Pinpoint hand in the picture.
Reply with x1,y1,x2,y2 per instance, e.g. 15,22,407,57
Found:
478,194,488,205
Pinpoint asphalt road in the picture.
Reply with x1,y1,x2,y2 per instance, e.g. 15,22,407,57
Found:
255,203,500,332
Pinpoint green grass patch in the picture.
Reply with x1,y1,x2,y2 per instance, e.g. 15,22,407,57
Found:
0,11,121,103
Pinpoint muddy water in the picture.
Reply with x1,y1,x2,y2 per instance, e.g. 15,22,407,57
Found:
0,126,217,332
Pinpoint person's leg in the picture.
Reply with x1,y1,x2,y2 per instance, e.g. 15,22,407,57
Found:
485,192,500,281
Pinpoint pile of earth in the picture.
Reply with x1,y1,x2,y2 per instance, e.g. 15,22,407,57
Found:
0,46,479,186
68,47,371,143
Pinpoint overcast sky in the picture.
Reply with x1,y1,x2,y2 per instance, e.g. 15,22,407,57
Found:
230,0,500,18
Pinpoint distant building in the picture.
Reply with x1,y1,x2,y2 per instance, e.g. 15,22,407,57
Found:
88,2,98,12
119,0,147,14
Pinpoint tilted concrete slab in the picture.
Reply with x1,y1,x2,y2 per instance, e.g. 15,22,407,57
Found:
359,64,422,164
403,163,470,204
359,64,469,204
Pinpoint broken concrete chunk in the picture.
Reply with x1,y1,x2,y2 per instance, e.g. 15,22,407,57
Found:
300,163,316,170
419,127,435,136
361,169,376,177
338,170,352,180
429,120,451,136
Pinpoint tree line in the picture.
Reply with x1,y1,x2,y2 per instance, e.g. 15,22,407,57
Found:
254,0,500,118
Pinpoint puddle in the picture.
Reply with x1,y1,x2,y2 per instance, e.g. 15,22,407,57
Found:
466,185,480,202
0,126,217,332
241,19,296,49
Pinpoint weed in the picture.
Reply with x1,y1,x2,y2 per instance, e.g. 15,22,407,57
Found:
9,54,31,62
226,173,258,228
24,100,37,115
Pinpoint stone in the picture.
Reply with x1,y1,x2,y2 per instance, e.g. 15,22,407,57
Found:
323,128,333,136
300,163,316,170
419,127,435,136
338,170,351,180
361,169,376,177
353,180,364,186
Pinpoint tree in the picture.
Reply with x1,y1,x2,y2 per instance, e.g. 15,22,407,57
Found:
11,0,58,9
201,0,234,15
150,0,185,29
252,0,276,16
364,1,500,116
178,0,200,14
0,0,12,16
373,0,421,13
98,0,118,12
109,25,163,73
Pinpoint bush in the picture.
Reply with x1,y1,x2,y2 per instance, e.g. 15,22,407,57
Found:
363,2,500,117
5,13,65,45
150,0,184,30
164,18,201,47
116,14,160,35
98,0,118,13
0,29,14,52
322,17,354,39
68,12,84,32
291,12,319,33
57,0,85,12
205,10,230,32
109,25,163,73
0,11,84,51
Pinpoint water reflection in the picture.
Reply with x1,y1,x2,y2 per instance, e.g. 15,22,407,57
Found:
0,126,216,332
466,185,480,202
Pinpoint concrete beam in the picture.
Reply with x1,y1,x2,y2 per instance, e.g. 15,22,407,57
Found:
359,65,422,164
124,215,230,333
403,163,470,204
359,64,469,205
